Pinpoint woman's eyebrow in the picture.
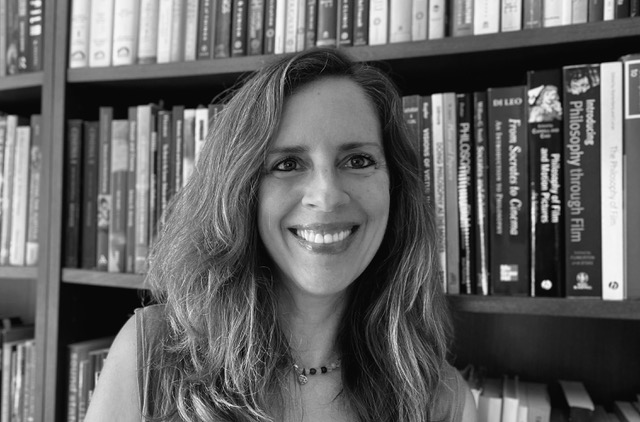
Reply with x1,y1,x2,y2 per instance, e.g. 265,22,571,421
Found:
339,142,383,153
266,145,308,156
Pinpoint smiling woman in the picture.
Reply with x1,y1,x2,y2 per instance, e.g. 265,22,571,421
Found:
83,48,476,422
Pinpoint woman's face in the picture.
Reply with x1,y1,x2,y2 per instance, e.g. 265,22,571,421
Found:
258,77,390,298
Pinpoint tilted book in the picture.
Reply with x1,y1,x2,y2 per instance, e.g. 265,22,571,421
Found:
443,92,460,294
431,94,447,292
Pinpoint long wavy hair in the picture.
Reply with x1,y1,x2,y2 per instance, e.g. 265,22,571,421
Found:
146,48,452,422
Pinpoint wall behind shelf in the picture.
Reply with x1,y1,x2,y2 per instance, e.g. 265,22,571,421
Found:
0,278,37,324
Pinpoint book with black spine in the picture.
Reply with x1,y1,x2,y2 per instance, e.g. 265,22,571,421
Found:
247,0,265,55
214,0,232,58
81,120,99,269
27,0,43,71
352,0,368,45
231,0,248,56
171,105,184,204
338,0,353,46
419,95,433,204
305,0,318,48
196,0,215,60
63,119,83,269
316,0,337,46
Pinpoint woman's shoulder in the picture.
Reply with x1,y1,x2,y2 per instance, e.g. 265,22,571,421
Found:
431,362,475,422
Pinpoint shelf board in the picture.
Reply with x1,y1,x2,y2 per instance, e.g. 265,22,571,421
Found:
0,265,38,280
448,295,640,320
0,72,43,91
62,269,147,290
66,19,640,85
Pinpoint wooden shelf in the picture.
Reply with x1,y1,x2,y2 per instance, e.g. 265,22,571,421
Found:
0,72,43,91
62,269,147,290
448,295,640,320
0,265,38,280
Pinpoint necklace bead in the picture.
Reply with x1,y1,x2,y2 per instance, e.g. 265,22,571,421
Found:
292,358,341,385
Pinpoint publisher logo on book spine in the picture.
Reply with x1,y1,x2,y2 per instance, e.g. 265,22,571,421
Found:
573,272,593,290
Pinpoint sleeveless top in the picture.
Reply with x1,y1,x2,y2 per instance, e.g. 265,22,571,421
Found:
135,304,467,422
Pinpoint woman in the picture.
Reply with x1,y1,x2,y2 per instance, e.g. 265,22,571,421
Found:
85,48,476,422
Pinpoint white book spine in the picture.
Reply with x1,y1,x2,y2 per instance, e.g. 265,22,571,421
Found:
194,108,209,166
182,109,196,185
571,0,587,23
284,0,298,53
411,0,428,41
0,116,17,265
295,0,306,51
134,106,152,274
473,0,499,34
156,0,173,63
431,93,447,291
603,0,615,19
601,61,625,301
183,0,200,61
389,1,411,43
89,0,115,67
112,0,140,66
369,0,388,45
69,0,91,68
543,0,571,26
274,0,287,53
501,0,522,31
137,0,160,64
169,0,185,62
9,126,30,266
428,0,446,39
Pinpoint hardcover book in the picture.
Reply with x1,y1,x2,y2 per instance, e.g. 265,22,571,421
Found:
452,0,473,36
68,0,91,68
27,0,43,71
137,0,160,64
487,85,530,296
305,0,318,49
473,0,499,34
156,0,174,63
527,69,564,297
389,1,411,43
284,0,299,52
81,120,99,269
25,114,41,266
112,0,140,66
428,0,445,38
523,0,543,27
353,0,369,45
96,107,113,271
473,91,490,295
263,0,277,54
9,125,31,266
63,119,83,269
562,63,602,298
214,0,232,58
231,0,248,56
183,0,200,60
419,95,433,203
431,93,447,292
108,120,129,273
196,0,215,59
88,0,115,67
169,0,185,61
443,92,460,294
125,107,137,273
0,116,18,265
247,0,265,55
316,0,337,46
368,0,387,45
337,0,353,46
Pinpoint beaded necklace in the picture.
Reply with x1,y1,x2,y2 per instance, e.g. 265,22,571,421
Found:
292,358,341,385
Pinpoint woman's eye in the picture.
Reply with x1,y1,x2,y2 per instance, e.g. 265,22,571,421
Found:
345,154,375,169
273,158,299,172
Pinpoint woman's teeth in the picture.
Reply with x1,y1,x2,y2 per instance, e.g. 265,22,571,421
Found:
296,229,352,244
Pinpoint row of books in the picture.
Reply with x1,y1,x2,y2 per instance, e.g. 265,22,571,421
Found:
0,318,35,422
403,52,640,300
0,0,44,76
461,365,640,422
0,114,41,268
66,336,113,422
68,0,639,69
63,104,223,273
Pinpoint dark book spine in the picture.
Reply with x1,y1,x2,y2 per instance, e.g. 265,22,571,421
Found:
352,0,368,45
473,91,490,295
402,95,422,156
25,114,41,266
527,69,565,297
149,125,159,249
96,107,113,271
615,0,630,16
6,0,20,74
247,0,265,55
523,0,543,27
457,93,475,294
588,0,604,20
420,95,433,204
337,0,353,46
631,0,639,15
17,0,28,72
157,110,171,230
452,0,473,35
171,105,184,202
27,0,42,71
125,107,137,273
81,121,99,269
562,64,602,298
316,0,337,46
196,0,214,59
443,92,460,295
231,0,248,56
214,0,232,58
487,85,529,296
305,0,318,48
108,120,129,273
64,120,83,268
263,0,277,54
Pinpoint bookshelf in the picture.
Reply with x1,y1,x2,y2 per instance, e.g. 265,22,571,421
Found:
0,0,632,420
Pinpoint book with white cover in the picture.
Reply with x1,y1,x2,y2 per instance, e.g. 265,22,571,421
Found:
112,0,140,66
274,0,286,53
89,0,115,67
478,378,503,422
0,116,18,265
430,93,447,292
68,0,91,68
525,382,551,422
543,0,572,26
156,0,174,63
412,0,428,41
368,0,388,45
8,126,30,266
389,1,411,43
137,0,160,64
169,0,186,62
501,375,519,422
428,0,445,39
501,0,523,31
473,0,499,34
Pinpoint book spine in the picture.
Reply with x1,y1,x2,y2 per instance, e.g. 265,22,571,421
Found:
169,0,185,62
543,0,572,26
96,108,113,271
389,0,410,43
274,0,286,53
428,0,446,38
196,0,214,59
247,0,265,55
0,0,7,76
283,0,298,51
125,107,137,273
157,110,171,230
443,92,460,295
0,118,6,260
523,0,544,27
17,0,28,73
194,107,209,165
368,0,387,45
501,0,523,31
452,0,473,36
107,120,129,273
402,95,422,154
263,0,277,53
63,119,83,269
571,0,588,22
473,91,490,295
352,0,368,45
600,61,624,300
431,93,447,292
9,125,30,266
6,0,21,74
457,93,475,294
295,0,306,51
214,0,232,58
615,0,630,17
420,95,433,204
305,0,317,48
231,0,248,56
137,0,159,64
411,0,427,41
0,116,17,265
171,105,184,202
316,0,337,46
134,105,153,274
527,69,565,297
88,0,115,67
183,0,199,61
488,85,530,296
156,0,174,63
588,0,604,19
27,0,42,71
182,109,196,186
66,349,79,422
112,0,140,66
81,121,99,269
337,0,353,46
562,63,602,297
622,54,640,300
604,0,615,18
25,115,41,266
148,129,158,249
473,0,500,34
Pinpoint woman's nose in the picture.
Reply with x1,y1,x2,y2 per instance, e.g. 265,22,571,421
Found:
301,168,350,212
